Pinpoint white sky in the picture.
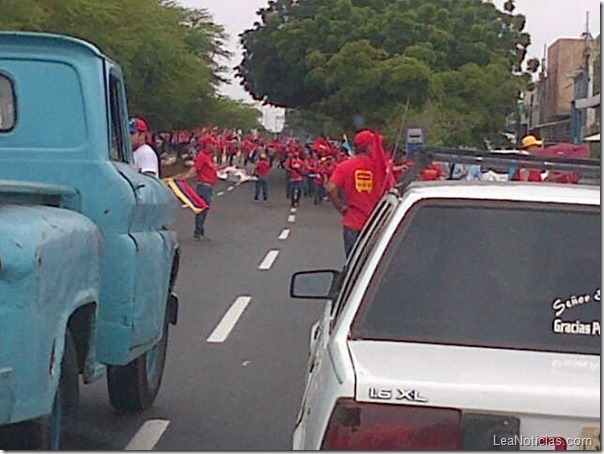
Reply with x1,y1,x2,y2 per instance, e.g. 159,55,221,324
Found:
177,0,601,129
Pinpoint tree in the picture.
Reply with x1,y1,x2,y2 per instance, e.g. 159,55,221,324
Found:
526,58,540,74
238,0,532,146
206,97,262,130
0,0,260,131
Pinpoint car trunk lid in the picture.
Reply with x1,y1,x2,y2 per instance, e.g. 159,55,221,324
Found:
349,341,600,449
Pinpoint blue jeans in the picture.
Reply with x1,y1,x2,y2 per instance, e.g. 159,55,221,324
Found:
195,183,213,236
290,180,303,206
255,177,268,200
343,227,361,258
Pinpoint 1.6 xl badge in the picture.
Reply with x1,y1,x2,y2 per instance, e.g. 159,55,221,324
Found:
368,387,428,403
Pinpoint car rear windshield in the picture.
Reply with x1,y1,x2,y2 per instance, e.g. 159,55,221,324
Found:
351,200,601,355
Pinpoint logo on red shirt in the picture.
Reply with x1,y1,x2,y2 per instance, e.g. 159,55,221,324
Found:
354,170,374,193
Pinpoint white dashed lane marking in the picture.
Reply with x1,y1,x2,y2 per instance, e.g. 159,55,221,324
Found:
217,191,225,196
125,420,170,450
259,250,280,270
278,229,290,240
227,186,234,192
206,296,252,343
288,215,296,223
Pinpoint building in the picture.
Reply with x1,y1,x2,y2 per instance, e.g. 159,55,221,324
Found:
571,33,600,144
519,73,545,135
520,33,600,145
546,39,586,121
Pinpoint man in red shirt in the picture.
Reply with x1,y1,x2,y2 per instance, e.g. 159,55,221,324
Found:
514,134,544,182
310,157,325,205
286,151,307,207
326,130,389,257
254,153,271,201
305,153,320,199
173,135,218,240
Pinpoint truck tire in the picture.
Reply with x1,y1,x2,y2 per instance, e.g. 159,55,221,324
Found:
1,330,79,450
107,314,169,413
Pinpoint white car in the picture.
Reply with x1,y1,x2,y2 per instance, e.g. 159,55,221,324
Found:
290,153,600,450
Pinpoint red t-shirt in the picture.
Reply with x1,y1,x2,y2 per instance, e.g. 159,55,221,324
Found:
324,162,335,179
313,170,325,184
420,164,442,181
512,169,542,182
195,150,218,185
556,172,580,184
288,157,306,181
255,160,271,177
329,155,383,231
527,169,543,182
306,157,319,174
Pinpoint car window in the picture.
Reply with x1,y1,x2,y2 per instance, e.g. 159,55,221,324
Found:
0,73,16,131
108,71,128,162
330,198,396,329
351,200,601,355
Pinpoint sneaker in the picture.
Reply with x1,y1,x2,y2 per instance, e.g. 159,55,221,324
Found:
193,234,202,241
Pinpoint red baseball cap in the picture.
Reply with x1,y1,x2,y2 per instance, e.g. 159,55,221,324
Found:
129,118,149,134
354,130,375,148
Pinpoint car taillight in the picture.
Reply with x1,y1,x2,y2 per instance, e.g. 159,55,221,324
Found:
321,399,461,450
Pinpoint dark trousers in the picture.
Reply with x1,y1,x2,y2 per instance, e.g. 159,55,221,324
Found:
255,177,268,200
195,183,213,236
313,183,324,205
343,227,361,258
304,176,313,197
285,170,291,198
290,180,303,206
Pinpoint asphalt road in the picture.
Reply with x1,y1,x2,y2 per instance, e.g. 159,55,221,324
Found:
64,167,345,450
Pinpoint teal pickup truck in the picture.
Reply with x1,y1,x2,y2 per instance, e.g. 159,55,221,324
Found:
0,32,180,448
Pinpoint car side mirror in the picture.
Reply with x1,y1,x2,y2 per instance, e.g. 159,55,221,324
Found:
290,270,341,299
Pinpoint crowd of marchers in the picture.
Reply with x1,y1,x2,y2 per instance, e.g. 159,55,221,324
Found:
127,119,589,255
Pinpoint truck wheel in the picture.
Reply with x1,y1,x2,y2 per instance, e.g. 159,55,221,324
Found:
107,314,169,413
2,330,79,450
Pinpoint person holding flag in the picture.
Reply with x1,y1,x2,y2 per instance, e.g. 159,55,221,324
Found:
172,135,219,240
326,129,395,257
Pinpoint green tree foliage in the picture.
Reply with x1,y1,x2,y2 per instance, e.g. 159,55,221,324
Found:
207,97,262,130
239,0,532,146
284,108,343,138
0,0,261,131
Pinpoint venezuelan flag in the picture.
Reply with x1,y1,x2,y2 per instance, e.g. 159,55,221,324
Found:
164,178,209,215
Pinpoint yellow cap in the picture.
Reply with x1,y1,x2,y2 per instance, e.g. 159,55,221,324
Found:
521,135,543,149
